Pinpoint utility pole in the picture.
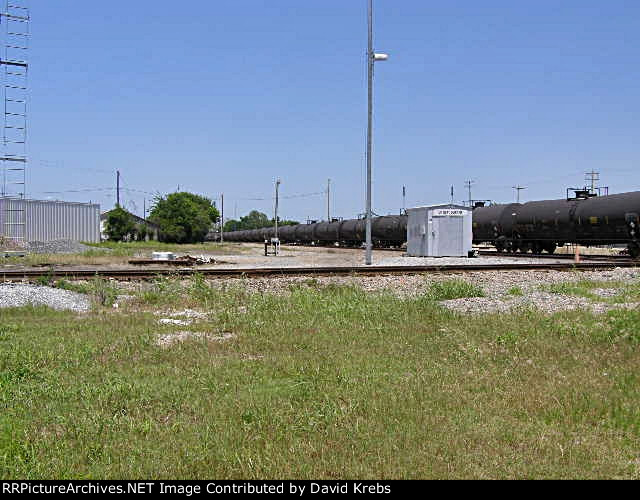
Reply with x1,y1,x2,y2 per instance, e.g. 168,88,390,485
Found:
274,179,281,244
327,178,331,221
116,170,120,207
464,180,475,207
402,185,406,214
585,170,599,194
513,185,527,203
220,193,224,243
365,0,389,266
450,185,454,205
143,198,146,221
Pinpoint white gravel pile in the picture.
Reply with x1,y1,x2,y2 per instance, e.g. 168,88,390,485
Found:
26,239,92,254
0,284,90,312
440,292,639,315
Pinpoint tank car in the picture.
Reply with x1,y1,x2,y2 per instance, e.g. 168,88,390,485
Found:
338,218,365,246
371,215,406,247
472,191,640,257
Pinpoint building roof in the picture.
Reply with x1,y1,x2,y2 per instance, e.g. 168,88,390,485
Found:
100,208,160,230
406,203,471,211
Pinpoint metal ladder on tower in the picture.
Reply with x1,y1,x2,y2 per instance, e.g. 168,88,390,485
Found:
0,1,28,244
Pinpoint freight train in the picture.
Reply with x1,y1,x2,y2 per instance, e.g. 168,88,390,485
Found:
222,190,640,258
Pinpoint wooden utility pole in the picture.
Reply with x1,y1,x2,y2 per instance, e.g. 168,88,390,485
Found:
116,170,120,207
464,180,475,207
513,185,527,203
402,185,406,214
327,178,331,221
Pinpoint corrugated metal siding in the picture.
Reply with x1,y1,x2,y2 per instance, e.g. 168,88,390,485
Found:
0,197,100,242
407,204,473,257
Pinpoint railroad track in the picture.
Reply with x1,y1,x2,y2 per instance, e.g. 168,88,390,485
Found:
290,245,632,261
283,244,404,252
1,261,638,282
477,250,633,262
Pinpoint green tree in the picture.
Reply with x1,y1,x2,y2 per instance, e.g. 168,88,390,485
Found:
105,206,136,242
134,223,148,241
223,219,241,232
240,210,271,230
149,192,219,243
223,210,299,231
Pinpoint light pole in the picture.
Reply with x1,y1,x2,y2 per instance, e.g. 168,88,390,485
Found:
220,193,224,243
274,178,281,243
365,0,389,265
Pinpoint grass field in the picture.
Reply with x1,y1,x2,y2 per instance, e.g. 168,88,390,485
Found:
1,277,639,479
1,241,241,267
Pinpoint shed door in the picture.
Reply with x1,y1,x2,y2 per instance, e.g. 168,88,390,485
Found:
433,216,464,256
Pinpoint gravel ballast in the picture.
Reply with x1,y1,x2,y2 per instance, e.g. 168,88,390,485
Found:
25,240,92,255
0,284,90,312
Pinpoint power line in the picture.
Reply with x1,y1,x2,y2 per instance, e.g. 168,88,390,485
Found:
235,190,325,202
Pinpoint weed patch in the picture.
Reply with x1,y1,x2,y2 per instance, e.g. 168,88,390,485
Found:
423,279,485,301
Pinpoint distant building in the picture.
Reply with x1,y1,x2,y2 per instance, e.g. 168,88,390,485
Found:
0,197,100,243
100,209,160,241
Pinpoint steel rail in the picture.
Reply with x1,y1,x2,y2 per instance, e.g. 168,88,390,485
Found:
1,261,638,282
477,250,633,262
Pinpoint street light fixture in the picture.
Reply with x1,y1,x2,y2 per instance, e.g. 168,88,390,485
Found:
365,0,389,265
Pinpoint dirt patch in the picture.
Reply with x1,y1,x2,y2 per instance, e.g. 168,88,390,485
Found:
158,318,192,326
155,309,209,320
156,331,235,347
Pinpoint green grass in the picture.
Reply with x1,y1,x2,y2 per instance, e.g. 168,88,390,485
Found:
1,281,639,479
84,241,229,254
507,286,524,297
1,241,243,267
424,279,485,301
542,279,640,304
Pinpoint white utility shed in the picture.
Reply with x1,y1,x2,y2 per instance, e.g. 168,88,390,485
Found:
406,204,473,257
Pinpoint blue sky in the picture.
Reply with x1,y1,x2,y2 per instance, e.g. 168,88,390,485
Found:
27,1,640,221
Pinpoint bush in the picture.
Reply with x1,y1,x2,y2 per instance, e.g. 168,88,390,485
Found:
149,192,219,244
105,206,136,242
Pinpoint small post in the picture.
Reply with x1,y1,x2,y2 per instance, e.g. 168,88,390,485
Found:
220,193,224,244
274,179,281,256
574,245,580,264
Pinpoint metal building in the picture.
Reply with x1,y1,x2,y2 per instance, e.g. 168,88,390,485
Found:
0,197,100,243
406,204,473,257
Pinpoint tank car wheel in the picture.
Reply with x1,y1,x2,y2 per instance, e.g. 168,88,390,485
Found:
531,242,543,254
628,243,640,259
543,243,557,254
